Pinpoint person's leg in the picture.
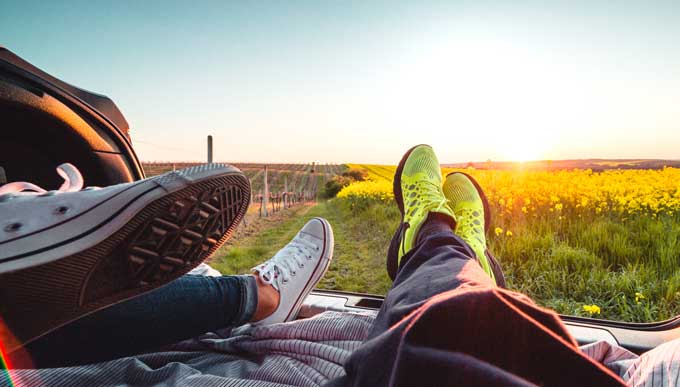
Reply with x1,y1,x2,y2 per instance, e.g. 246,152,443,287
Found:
13,217,334,369
369,224,496,337
19,274,259,368
377,144,502,335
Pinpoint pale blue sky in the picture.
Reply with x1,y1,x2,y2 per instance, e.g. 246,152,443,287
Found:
2,1,679,163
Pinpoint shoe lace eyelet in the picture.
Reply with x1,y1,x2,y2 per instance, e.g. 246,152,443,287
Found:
4,222,22,232
55,206,69,215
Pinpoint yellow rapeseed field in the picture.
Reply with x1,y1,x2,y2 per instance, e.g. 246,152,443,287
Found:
342,164,680,220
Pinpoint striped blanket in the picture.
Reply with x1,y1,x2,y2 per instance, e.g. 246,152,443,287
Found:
3,311,679,387
3,311,373,387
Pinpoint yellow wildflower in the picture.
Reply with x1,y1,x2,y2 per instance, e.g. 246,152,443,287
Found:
583,304,601,315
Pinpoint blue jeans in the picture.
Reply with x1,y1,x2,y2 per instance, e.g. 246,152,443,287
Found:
23,274,258,368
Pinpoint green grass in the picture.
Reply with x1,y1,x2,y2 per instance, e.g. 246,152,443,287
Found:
494,214,680,322
211,205,315,275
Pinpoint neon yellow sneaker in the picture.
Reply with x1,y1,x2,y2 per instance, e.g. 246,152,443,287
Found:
387,145,456,280
443,172,505,286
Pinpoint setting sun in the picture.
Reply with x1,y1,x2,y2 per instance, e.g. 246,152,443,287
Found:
501,132,549,162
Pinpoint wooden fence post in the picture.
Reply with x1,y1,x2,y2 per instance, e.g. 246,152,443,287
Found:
283,176,288,209
207,135,213,164
262,165,269,217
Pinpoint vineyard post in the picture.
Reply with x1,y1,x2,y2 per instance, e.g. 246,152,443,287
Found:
250,179,256,219
207,135,213,164
262,165,269,217
283,175,288,209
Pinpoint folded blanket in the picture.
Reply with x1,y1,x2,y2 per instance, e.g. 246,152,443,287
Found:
2,311,374,387
4,309,680,387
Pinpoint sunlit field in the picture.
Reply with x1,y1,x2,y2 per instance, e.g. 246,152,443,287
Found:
336,164,680,322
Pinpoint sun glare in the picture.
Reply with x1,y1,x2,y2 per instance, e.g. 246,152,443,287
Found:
502,135,547,162
372,35,572,163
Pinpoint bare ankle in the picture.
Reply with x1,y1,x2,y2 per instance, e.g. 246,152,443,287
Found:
251,274,280,322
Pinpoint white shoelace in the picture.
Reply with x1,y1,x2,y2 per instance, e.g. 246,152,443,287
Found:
256,237,319,291
0,163,85,197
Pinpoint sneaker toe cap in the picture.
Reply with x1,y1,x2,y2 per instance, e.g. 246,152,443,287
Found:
299,218,330,243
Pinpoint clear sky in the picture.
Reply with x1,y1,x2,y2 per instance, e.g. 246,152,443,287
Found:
2,1,679,163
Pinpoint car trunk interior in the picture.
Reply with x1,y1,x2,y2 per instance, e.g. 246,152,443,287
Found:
0,68,141,189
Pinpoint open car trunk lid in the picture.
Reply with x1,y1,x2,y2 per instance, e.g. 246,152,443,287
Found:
0,47,143,188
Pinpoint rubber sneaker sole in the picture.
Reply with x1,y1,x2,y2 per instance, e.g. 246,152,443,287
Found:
0,165,250,352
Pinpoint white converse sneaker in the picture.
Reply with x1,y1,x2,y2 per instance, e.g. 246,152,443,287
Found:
0,163,250,351
253,217,334,325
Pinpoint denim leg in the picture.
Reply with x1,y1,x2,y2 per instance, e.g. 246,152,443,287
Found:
21,274,258,368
